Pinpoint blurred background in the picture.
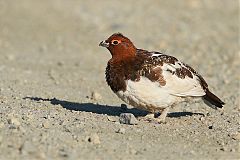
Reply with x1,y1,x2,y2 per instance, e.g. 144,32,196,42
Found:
0,0,239,159
0,0,238,101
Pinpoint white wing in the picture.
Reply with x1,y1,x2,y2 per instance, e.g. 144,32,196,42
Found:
161,62,206,97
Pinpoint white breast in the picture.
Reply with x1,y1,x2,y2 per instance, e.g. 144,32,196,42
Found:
116,77,182,111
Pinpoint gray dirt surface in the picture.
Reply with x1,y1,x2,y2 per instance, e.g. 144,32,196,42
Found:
0,0,239,160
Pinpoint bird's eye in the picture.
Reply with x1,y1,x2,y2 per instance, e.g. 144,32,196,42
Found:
112,40,120,45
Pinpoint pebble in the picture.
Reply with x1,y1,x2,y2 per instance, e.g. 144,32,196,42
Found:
87,133,100,144
119,113,138,125
0,122,4,128
7,117,21,127
91,91,102,101
208,125,213,129
6,54,15,61
199,116,205,121
194,138,200,142
220,147,227,151
230,148,236,152
42,121,51,129
116,128,126,134
232,132,240,140
107,116,117,122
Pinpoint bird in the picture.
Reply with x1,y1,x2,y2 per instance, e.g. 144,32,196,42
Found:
99,33,225,123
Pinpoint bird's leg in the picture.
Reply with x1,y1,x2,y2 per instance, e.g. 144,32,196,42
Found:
156,107,169,123
139,108,169,123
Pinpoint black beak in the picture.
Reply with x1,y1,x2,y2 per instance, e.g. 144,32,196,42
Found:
99,41,109,47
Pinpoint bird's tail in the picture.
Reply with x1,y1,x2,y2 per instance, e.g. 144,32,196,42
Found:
203,89,225,109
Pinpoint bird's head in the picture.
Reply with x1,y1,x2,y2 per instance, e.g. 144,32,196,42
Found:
99,33,137,59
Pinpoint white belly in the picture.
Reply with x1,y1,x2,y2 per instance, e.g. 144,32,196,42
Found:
116,77,183,112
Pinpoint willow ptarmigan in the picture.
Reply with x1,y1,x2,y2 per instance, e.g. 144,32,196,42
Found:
99,33,224,123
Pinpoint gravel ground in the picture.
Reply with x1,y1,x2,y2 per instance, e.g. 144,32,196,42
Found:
0,0,239,160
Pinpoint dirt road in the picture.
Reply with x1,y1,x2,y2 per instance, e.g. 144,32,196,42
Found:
0,1,239,159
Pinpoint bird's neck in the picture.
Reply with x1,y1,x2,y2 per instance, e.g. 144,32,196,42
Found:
110,48,137,63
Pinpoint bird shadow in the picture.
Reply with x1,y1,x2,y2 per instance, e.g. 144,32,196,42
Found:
23,97,204,118
23,97,147,117
168,112,204,118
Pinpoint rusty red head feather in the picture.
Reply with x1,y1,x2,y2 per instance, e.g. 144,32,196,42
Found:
99,33,137,60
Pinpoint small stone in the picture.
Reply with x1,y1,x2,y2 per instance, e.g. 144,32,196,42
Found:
107,116,117,122
87,133,100,144
116,128,126,134
199,116,205,121
6,54,15,61
230,148,235,152
0,122,4,128
208,125,213,129
119,113,138,125
9,124,17,130
194,138,200,142
42,121,51,129
91,92,102,101
232,132,240,140
220,147,226,151
7,117,21,127
46,114,51,119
